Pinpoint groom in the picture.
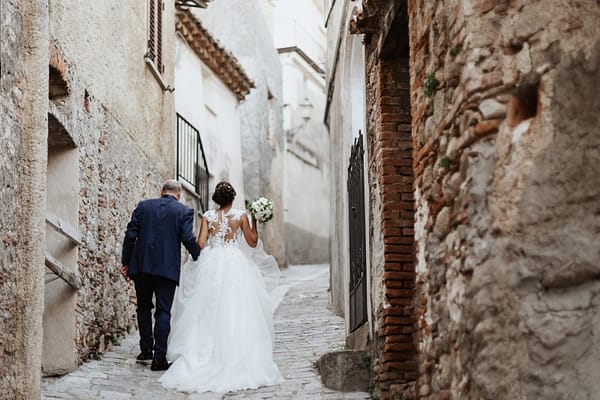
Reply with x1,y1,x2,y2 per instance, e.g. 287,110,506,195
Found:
121,179,201,371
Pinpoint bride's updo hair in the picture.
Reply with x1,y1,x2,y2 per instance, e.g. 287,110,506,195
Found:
212,181,236,206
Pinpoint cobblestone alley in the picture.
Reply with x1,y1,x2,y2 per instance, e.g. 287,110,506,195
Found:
42,264,369,400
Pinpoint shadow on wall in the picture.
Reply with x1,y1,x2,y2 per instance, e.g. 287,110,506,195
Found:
285,223,329,265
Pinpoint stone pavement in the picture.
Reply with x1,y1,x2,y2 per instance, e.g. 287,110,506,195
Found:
42,264,370,400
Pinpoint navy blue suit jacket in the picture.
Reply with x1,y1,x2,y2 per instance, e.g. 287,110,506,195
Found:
121,194,201,284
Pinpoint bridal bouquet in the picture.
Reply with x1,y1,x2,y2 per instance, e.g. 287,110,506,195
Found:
246,197,274,224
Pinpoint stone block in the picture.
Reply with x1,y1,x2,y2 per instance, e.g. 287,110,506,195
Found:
317,350,370,392
478,98,507,120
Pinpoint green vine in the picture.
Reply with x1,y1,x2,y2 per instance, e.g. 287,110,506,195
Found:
449,46,461,57
439,156,451,168
423,73,440,97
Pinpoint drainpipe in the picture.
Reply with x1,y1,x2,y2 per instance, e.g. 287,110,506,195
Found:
15,0,49,398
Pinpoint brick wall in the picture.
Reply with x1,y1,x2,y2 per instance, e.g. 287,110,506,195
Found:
366,18,418,396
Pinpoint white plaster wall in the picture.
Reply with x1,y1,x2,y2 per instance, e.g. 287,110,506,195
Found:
274,0,331,265
324,0,348,79
325,0,350,316
174,37,246,211
202,72,246,210
324,0,368,329
273,0,326,70
191,1,286,265
259,0,275,37
284,63,330,231
43,145,79,375
281,57,330,263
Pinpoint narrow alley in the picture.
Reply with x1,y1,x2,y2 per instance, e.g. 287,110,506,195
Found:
42,264,369,400
4,0,600,399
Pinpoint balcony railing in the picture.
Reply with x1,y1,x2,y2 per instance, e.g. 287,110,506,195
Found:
177,113,210,212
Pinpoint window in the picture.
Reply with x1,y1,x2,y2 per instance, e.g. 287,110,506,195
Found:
147,0,164,74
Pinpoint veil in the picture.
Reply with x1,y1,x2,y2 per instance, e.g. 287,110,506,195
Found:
238,215,281,292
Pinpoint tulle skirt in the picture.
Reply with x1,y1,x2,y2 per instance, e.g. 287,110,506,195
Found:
159,244,283,393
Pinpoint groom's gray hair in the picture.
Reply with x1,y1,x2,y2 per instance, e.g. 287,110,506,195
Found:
162,179,182,194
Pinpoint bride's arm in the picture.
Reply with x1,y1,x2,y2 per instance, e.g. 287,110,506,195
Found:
241,213,258,248
197,217,209,249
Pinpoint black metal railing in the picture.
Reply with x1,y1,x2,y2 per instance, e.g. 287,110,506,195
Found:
176,113,210,212
348,132,367,332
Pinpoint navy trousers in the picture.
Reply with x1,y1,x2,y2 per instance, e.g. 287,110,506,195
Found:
133,274,177,360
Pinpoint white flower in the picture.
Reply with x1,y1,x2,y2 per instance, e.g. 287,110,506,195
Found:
247,197,274,224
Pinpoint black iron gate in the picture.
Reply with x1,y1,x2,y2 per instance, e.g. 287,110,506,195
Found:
348,132,367,332
176,113,210,212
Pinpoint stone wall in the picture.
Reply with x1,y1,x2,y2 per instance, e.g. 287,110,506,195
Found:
1,0,179,394
0,0,48,398
45,0,178,363
48,0,177,178
408,1,600,398
359,0,600,399
70,90,166,361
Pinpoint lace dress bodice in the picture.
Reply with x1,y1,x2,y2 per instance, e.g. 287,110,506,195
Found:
203,208,245,248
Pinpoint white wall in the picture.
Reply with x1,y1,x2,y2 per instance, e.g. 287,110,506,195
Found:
43,145,79,375
175,36,246,211
281,53,330,264
324,0,370,336
259,0,275,37
191,1,287,265
273,0,326,71
274,0,330,265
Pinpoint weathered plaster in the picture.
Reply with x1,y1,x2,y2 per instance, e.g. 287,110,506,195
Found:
0,0,49,397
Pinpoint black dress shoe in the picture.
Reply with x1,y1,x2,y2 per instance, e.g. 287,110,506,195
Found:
136,350,153,364
150,357,171,371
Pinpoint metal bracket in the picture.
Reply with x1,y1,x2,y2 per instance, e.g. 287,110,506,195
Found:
45,253,82,290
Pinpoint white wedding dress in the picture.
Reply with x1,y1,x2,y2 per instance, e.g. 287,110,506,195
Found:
159,208,283,393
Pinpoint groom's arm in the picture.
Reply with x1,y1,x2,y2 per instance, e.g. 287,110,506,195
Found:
121,202,142,266
181,207,201,261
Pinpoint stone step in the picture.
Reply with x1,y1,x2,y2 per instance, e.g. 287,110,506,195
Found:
317,349,370,392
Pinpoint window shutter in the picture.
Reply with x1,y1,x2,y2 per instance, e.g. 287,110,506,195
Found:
149,0,156,58
157,0,163,73
148,0,164,74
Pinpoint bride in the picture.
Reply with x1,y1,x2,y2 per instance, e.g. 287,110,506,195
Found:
159,181,283,393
